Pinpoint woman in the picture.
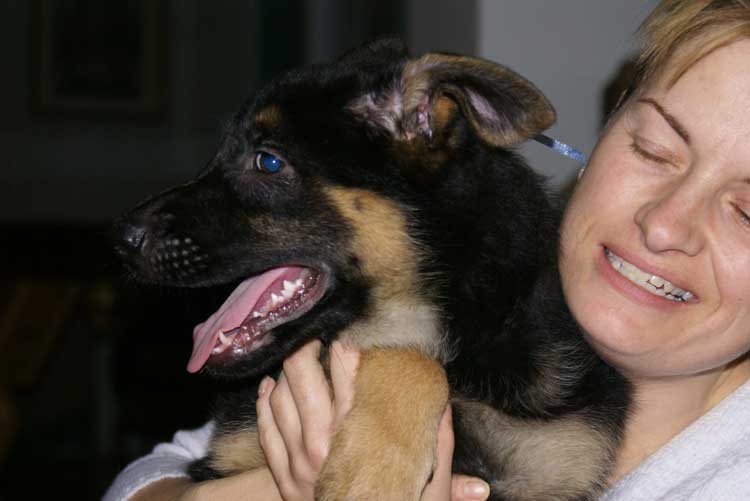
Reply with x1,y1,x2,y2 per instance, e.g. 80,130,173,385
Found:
106,1,750,499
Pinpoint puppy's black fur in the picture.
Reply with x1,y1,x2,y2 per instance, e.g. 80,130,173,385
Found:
113,39,630,500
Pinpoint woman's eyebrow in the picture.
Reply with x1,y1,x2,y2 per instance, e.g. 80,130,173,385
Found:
637,97,691,145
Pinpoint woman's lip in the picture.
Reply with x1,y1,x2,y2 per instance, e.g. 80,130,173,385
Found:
597,245,695,309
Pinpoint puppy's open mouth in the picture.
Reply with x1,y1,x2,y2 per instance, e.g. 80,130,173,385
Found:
187,265,328,373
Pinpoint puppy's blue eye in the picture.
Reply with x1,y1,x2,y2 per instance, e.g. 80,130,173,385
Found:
254,151,285,173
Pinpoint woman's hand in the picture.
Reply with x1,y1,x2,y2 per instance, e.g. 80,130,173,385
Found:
257,339,490,501
256,340,358,500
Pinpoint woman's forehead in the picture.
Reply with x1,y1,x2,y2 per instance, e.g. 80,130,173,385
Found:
637,39,750,154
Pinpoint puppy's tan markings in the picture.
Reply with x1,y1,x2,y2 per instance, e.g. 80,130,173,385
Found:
325,187,424,301
430,95,458,135
317,347,449,501
352,196,365,212
393,94,457,167
324,186,447,357
207,428,265,475
254,104,282,127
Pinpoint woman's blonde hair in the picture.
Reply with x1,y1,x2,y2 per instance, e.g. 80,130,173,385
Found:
636,0,750,88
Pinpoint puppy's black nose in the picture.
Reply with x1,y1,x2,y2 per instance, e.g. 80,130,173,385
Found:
111,219,148,257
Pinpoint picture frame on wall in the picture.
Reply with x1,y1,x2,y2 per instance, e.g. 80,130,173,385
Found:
32,0,166,118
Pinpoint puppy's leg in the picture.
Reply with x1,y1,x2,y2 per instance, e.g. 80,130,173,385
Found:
316,347,449,501
452,399,618,501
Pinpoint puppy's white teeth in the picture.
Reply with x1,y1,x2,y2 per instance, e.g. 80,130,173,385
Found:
664,282,674,293
218,331,232,346
212,331,236,355
282,280,297,299
682,291,694,301
251,276,310,322
257,302,271,315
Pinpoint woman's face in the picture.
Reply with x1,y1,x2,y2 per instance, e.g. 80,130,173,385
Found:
560,39,750,379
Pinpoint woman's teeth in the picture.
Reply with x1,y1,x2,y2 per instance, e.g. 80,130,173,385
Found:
605,249,694,302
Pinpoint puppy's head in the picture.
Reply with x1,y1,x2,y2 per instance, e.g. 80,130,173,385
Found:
111,39,555,379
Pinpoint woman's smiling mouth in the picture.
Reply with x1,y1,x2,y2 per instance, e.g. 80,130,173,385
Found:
604,247,695,302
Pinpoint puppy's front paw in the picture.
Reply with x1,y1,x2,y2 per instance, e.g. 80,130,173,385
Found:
314,347,448,501
315,417,435,501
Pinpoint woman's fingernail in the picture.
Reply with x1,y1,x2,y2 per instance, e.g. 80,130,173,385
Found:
258,376,273,396
463,480,490,500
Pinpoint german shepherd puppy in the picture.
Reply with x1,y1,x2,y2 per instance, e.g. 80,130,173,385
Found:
112,39,630,500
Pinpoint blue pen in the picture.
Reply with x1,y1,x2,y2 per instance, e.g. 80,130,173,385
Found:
533,134,587,164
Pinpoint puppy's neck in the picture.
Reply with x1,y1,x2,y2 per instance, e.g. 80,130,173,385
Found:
337,298,448,362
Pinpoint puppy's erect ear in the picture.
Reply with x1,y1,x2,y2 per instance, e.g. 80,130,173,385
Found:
348,53,556,147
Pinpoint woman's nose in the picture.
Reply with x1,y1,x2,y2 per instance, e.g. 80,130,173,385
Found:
634,185,705,256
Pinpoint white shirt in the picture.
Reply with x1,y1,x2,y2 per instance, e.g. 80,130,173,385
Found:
102,422,213,501
601,382,750,501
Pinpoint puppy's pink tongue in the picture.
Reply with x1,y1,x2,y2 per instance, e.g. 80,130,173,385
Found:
187,322,218,373
186,267,292,373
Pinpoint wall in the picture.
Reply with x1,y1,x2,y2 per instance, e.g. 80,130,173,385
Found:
0,0,260,222
478,0,656,188
407,0,477,55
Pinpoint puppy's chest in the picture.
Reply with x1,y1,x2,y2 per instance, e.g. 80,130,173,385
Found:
335,298,448,362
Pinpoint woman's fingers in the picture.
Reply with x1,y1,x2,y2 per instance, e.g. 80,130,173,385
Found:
256,377,293,489
271,370,325,487
329,341,360,424
451,476,491,501
282,339,334,469
421,405,455,501
257,340,361,499
269,372,305,456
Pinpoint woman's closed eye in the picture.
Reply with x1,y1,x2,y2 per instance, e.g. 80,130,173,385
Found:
733,202,750,228
629,138,673,165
